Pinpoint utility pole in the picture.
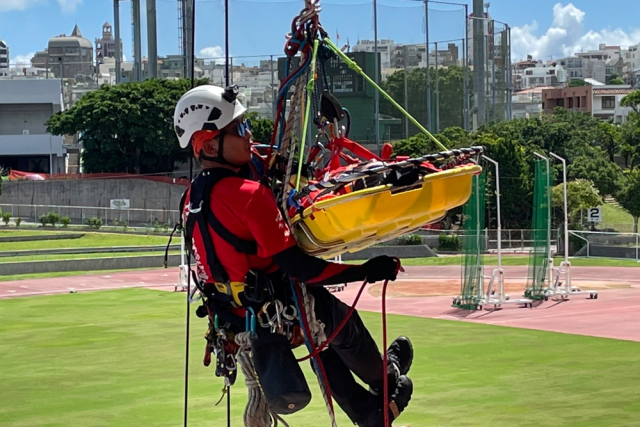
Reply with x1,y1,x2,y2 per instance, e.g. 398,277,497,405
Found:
146,0,158,79
403,46,409,139
425,1,431,131
374,0,380,153
473,0,486,127
114,0,121,84
132,0,142,82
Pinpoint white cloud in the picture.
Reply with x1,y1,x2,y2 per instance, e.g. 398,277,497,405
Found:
511,3,640,61
0,0,43,12
56,0,82,14
199,46,225,63
11,52,35,67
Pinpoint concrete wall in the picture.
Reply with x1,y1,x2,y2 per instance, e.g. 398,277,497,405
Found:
575,244,639,260
341,245,437,261
0,178,186,225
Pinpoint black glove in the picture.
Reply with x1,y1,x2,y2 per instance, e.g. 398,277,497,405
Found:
362,256,399,283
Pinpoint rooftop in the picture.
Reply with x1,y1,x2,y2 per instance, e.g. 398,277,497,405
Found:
0,79,63,105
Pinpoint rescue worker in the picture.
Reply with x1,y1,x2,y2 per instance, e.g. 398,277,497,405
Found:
174,84,413,427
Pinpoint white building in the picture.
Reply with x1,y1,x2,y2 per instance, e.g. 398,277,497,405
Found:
511,87,546,120
562,44,626,83
0,79,66,173
520,63,566,89
0,37,8,71
352,39,395,69
591,85,635,123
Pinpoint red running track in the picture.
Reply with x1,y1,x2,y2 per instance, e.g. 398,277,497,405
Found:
1,266,639,342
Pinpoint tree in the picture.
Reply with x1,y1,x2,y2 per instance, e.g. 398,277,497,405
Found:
615,168,640,233
552,179,602,227
595,122,621,162
606,74,625,85
569,79,587,87
620,90,640,113
244,112,274,145
47,78,209,174
380,66,469,138
391,133,433,157
568,153,621,196
620,113,640,170
481,134,533,229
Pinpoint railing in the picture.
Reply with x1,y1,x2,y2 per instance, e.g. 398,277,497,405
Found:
569,230,640,261
0,203,180,228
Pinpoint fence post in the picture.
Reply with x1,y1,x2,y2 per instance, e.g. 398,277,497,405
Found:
636,233,639,262
520,229,524,252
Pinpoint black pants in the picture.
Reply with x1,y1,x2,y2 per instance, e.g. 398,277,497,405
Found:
308,286,394,426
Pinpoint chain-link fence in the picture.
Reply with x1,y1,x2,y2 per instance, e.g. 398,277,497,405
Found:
4,0,512,136
416,228,559,253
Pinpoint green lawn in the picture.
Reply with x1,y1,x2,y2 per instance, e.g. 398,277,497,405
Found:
601,203,635,232
1,289,638,427
0,231,178,251
0,230,69,237
0,268,173,282
0,251,180,264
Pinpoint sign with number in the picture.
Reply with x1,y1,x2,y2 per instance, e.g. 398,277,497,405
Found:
110,199,130,209
587,207,602,223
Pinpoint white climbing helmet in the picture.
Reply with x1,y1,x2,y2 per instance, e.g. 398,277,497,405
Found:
173,84,247,149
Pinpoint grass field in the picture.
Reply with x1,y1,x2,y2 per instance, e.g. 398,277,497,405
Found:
601,204,635,232
0,268,170,282
1,289,638,427
0,231,178,251
0,251,180,263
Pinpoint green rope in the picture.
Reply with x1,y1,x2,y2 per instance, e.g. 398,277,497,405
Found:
296,38,320,191
322,38,447,152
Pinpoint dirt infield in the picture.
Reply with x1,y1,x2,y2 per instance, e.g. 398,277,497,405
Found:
2,265,640,342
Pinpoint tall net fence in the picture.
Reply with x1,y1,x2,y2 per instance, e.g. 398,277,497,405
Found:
525,159,551,300
453,172,486,310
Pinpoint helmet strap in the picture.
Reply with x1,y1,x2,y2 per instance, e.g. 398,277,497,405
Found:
198,131,244,168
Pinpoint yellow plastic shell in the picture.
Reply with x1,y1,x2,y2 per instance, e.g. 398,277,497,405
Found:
291,164,482,258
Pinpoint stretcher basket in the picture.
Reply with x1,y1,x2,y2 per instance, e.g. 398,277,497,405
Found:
290,154,482,259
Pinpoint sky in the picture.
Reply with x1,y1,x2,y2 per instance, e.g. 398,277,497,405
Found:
1,0,639,67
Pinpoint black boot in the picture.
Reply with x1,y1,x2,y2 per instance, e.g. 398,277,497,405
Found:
387,336,413,376
369,336,413,398
358,375,413,427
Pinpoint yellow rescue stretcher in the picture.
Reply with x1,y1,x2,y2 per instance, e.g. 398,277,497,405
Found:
290,164,482,258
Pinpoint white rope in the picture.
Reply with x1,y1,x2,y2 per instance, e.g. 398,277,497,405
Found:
299,284,337,427
234,332,272,427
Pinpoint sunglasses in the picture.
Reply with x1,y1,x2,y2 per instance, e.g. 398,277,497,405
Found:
232,119,252,137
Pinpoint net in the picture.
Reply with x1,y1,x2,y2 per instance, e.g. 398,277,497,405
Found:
524,158,551,300
453,171,486,310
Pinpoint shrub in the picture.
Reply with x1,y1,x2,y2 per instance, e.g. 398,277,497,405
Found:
397,234,423,245
39,214,48,227
61,216,71,228
47,211,60,227
15,217,22,227
438,233,462,251
1,212,10,225
86,217,103,229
